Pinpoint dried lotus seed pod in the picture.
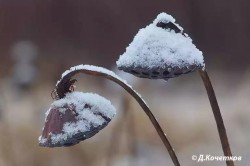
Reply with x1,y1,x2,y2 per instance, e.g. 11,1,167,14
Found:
117,12,204,80
39,91,116,147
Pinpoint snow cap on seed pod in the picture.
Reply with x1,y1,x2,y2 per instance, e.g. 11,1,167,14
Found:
39,91,116,147
116,12,205,80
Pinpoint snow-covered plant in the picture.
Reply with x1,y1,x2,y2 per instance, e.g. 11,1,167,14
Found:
39,65,179,166
117,13,204,80
39,91,116,147
117,12,234,166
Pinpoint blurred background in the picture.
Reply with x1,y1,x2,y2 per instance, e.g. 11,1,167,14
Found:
0,0,249,166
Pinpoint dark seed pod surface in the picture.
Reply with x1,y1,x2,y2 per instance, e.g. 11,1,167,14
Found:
118,64,202,80
116,12,204,79
39,92,116,147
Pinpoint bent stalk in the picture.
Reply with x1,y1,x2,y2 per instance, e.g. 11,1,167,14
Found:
56,66,180,166
199,70,234,166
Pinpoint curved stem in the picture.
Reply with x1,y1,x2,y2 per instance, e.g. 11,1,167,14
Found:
56,66,180,166
199,70,234,166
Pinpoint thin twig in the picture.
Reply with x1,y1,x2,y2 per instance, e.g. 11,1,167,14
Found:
56,67,180,166
199,70,234,166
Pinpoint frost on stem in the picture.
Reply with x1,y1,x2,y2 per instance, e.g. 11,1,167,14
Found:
117,12,205,80
39,91,116,147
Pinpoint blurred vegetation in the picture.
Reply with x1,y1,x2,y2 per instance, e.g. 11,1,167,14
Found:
0,0,250,78
0,72,249,165
0,1,249,166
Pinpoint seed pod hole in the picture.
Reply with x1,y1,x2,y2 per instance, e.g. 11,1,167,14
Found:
142,72,149,76
131,70,139,75
163,70,170,76
152,71,160,75
174,71,183,76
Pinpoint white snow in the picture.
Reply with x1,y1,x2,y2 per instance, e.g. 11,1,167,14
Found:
50,133,66,144
39,91,116,145
58,64,127,86
152,12,175,25
60,64,119,83
116,12,205,70
52,91,116,119
50,120,89,145
38,136,47,144
153,12,184,32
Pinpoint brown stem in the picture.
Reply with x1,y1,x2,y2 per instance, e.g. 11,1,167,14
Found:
56,67,180,166
199,70,234,166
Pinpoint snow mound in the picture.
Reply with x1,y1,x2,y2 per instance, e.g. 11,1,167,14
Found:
39,91,116,147
117,12,204,80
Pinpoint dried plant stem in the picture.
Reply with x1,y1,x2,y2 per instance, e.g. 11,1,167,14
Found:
199,70,234,166
57,68,180,166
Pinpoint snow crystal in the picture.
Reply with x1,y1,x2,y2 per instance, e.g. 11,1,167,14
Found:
52,91,116,119
153,12,184,32
38,136,47,144
116,12,204,71
50,133,67,145
50,120,90,145
153,12,175,24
